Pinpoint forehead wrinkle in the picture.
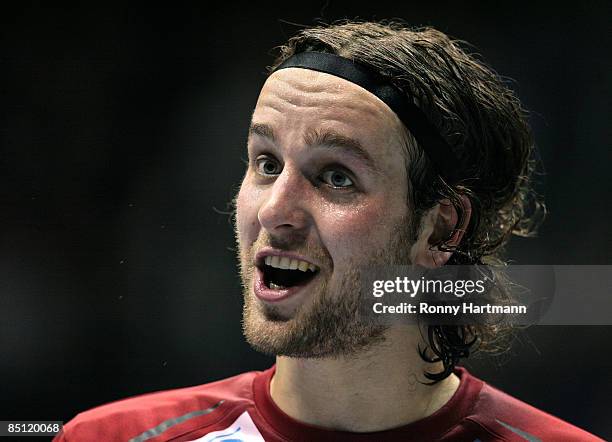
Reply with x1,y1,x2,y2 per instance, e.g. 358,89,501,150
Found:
256,78,392,154
264,69,389,118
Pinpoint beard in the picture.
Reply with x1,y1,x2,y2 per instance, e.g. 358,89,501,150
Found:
236,217,413,359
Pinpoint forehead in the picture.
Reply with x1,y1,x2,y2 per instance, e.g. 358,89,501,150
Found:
251,68,407,171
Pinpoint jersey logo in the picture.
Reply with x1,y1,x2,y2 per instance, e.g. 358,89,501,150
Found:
186,411,265,442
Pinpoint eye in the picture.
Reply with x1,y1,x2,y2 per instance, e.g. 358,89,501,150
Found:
320,170,354,188
255,155,282,176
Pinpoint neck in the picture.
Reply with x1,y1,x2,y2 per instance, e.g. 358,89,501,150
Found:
269,326,460,432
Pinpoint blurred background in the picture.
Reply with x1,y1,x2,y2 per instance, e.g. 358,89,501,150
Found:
1,1,610,439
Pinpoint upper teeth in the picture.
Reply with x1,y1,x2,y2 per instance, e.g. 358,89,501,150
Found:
265,256,317,272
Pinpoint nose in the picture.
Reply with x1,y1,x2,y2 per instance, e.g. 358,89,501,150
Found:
257,167,311,234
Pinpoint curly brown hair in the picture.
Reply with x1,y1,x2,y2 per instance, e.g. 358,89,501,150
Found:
268,20,545,381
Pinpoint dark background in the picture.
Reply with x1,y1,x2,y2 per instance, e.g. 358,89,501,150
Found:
1,1,610,440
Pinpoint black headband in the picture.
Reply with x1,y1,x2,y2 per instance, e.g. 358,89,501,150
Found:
273,51,459,182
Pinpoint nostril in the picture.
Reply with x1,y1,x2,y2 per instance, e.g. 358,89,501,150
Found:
258,198,309,232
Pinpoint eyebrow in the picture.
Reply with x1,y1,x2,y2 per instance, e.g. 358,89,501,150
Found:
248,122,377,171
249,122,276,143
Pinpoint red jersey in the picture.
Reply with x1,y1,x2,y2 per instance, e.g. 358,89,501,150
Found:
54,366,602,441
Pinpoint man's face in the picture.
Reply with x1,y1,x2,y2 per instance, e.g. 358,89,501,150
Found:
235,68,412,358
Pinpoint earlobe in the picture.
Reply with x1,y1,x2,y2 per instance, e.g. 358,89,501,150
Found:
410,195,472,268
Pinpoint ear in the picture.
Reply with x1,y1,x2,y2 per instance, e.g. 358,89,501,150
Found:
409,195,472,268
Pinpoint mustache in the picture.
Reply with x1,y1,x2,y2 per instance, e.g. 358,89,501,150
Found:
246,231,330,266
266,233,308,251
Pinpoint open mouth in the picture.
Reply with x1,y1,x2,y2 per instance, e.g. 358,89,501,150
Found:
260,256,319,290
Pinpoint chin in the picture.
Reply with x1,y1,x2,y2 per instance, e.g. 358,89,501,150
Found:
242,311,294,356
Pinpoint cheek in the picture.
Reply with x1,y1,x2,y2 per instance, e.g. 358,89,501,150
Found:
318,197,406,261
235,179,263,244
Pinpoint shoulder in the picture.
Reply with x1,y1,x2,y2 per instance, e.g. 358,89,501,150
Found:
54,370,261,442
464,372,603,441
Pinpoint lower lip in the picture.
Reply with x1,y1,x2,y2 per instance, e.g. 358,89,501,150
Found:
253,267,316,303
